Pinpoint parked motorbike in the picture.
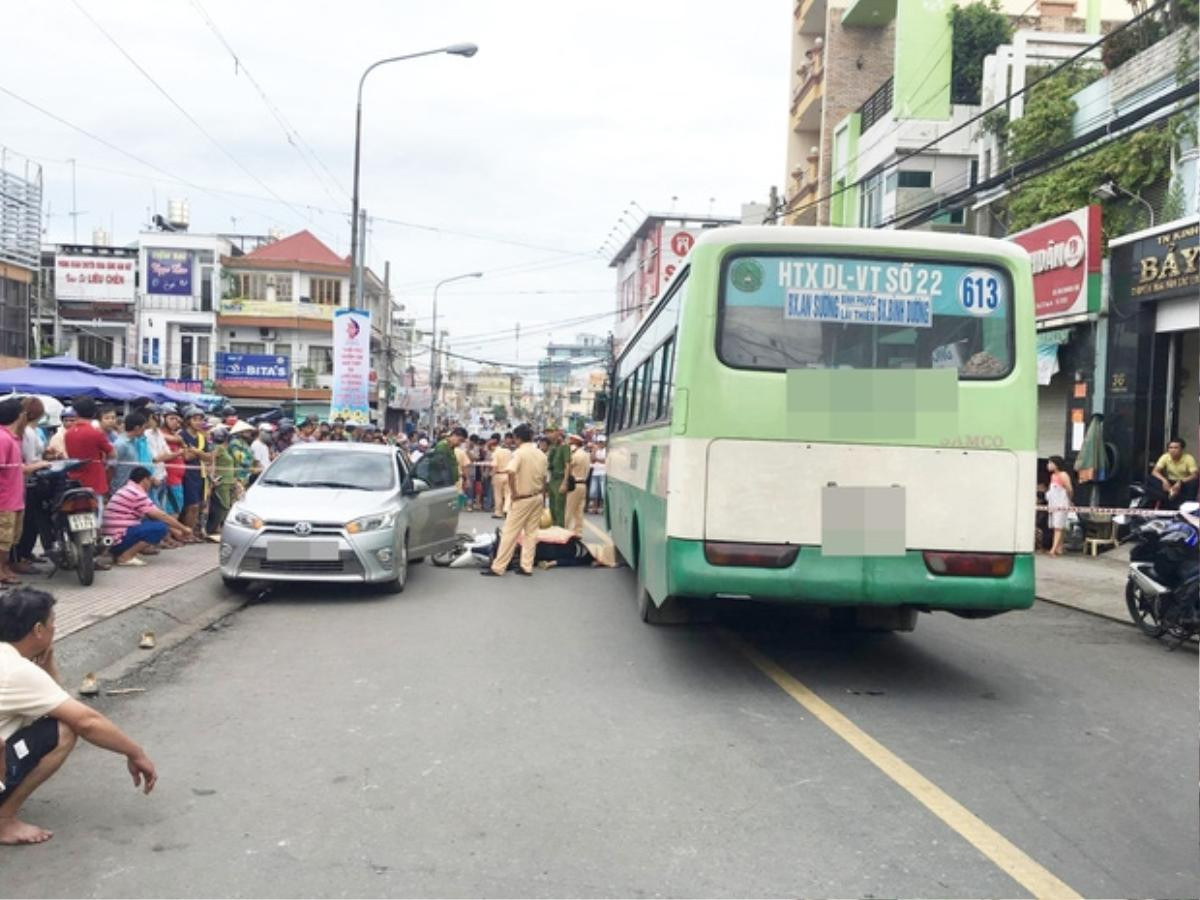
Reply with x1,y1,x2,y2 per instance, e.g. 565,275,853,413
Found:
29,459,102,586
1123,502,1199,643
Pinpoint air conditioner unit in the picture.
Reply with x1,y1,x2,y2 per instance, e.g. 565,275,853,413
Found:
259,328,276,340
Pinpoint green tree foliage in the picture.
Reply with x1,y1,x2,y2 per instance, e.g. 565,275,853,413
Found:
1006,68,1100,166
1006,98,1185,235
950,1,1014,104
492,404,507,421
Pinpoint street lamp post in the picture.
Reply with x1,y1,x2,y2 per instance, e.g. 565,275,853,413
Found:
1092,179,1155,228
349,43,478,308
428,272,482,430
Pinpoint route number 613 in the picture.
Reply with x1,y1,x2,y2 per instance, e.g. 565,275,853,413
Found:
958,270,1001,316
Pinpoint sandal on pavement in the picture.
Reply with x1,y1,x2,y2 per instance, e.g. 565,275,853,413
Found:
117,557,148,567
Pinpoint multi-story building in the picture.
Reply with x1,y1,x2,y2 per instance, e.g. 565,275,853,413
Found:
538,333,606,389
609,213,739,351
466,366,522,414
47,240,138,367
784,0,1127,228
0,151,40,367
136,224,234,386
217,229,387,416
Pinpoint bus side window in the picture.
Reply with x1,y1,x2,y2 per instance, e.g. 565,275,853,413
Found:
626,369,640,430
638,358,654,425
658,336,675,420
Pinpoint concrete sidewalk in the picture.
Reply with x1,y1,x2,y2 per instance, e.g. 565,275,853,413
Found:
1035,543,1131,624
37,543,220,641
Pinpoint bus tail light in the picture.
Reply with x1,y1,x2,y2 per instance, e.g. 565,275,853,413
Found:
922,551,1014,578
704,542,798,568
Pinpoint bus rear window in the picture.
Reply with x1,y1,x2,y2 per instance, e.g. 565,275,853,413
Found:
718,253,1013,378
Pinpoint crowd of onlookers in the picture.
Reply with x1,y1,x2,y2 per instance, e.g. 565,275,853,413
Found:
0,395,608,583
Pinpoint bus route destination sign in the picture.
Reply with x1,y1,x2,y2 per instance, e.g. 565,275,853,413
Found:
764,257,1005,327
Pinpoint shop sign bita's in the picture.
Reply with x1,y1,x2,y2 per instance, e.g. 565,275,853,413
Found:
1009,205,1101,321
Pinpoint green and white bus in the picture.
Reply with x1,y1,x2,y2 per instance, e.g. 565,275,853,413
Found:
606,226,1035,629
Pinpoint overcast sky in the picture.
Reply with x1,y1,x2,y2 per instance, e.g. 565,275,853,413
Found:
1,1,788,368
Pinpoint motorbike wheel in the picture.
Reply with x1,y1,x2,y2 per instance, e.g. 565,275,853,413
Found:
1125,579,1164,638
430,533,473,567
74,536,95,587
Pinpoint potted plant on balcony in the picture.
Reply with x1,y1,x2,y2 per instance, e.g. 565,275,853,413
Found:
298,366,318,389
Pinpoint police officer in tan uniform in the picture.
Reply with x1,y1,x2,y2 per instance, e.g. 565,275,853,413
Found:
563,433,591,537
482,424,547,577
490,432,514,519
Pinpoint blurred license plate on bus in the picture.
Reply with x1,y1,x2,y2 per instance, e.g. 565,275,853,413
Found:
267,541,338,561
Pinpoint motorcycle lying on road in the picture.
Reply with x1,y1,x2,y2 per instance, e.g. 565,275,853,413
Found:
1120,501,1199,643
28,459,103,586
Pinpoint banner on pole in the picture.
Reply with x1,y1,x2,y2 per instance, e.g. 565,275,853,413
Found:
331,308,371,424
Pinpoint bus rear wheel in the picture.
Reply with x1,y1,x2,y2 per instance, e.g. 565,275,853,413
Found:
636,553,689,625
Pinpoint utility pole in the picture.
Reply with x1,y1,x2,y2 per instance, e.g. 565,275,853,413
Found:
68,159,86,244
356,209,368,309
380,259,391,427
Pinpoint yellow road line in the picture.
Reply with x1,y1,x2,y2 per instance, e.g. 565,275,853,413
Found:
720,630,1081,900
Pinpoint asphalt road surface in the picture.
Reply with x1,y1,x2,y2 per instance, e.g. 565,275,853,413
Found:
4,527,1196,898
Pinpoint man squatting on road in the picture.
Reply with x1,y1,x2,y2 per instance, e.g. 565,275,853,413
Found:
0,588,157,845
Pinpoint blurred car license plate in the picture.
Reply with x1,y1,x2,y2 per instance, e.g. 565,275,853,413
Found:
67,513,96,531
267,540,338,562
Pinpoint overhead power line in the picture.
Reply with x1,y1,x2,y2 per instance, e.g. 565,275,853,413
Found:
0,82,298,232
884,81,1198,230
69,0,337,243
781,0,1172,221
185,0,350,205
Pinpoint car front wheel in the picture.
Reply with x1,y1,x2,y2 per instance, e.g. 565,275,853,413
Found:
382,534,408,595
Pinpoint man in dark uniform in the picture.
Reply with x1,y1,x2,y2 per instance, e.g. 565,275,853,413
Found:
546,427,570,527
432,427,468,488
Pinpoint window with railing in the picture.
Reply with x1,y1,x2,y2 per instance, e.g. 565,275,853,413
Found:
231,272,267,300
311,278,341,305
859,77,893,132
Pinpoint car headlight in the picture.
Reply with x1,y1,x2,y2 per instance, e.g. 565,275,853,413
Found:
346,511,396,534
230,506,264,530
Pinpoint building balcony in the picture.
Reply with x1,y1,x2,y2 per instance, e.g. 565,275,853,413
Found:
217,297,336,331
786,156,821,225
213,381,331,402
141,294,214,314
794,0,827,34
791,52,824,131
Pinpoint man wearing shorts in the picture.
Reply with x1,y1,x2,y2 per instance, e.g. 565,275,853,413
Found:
160,409,187,517
1,588,157,844
180,408,212,538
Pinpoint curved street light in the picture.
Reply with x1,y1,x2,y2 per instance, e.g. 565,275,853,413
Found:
428,271,483,429
349,43,479,306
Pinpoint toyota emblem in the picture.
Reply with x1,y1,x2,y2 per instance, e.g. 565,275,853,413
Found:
293,522,313,536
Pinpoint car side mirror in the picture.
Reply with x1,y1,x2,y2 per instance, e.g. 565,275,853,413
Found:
405,477,430,495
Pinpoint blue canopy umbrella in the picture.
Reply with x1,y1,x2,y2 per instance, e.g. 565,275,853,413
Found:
0,356,147,401
101,366,198,404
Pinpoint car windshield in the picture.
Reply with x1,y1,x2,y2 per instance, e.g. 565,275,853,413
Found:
260,450,394,491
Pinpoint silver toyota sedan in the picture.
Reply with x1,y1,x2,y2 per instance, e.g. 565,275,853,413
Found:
219,442,460,593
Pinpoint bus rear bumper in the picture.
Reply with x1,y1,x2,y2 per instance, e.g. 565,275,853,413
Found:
667,539,1034,612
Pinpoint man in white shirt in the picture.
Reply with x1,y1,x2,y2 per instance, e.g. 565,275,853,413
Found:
250,425,274,475
0,588,157,844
